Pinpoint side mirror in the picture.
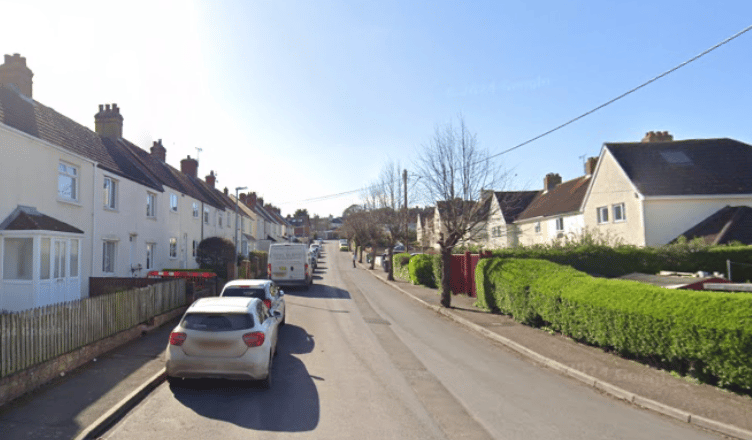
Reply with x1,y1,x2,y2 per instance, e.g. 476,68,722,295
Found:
279,290,285,296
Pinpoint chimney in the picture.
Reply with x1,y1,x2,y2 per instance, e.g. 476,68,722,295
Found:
180,155,198,178
585,157,598,175
258,197,264,208
150,139,166,162
247,192,257,209
223,187,228,196
641,131,674,143
205,170,216,188
544,173,562,191
94,103,124,139
0,53,33,98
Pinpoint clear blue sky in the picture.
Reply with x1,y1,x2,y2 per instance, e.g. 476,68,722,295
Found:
3,0,751,217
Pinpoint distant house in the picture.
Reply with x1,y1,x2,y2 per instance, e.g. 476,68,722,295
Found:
484,190,539,248
416,210,435,249
514,171,592,247
582,132,752,246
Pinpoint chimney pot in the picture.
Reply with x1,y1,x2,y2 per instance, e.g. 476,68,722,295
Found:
94,102,124,139
180,155,198,178
0,52,34,98
544,173,562,191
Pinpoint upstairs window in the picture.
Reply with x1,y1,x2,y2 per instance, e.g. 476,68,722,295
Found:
204,207,210,225
193,202,199,218
613,203,626,222
170,194,178,212
58,162,78,202
555,217,564,232
534,222,541,234
103,177,117,210
597,206,609,224
146,193,156,218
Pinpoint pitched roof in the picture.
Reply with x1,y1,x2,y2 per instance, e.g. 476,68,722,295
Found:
605,138,752,196
0,206,83,233
672,205,752,245
0,85,161,191
493,191,539,223
516,176,591,221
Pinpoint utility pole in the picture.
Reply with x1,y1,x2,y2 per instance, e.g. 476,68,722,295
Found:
403,169,408,253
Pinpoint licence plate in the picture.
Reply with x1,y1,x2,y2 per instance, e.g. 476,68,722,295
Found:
278,266,287,271
273,272,285,278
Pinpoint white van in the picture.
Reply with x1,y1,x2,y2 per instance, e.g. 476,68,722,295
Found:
268,243,312,290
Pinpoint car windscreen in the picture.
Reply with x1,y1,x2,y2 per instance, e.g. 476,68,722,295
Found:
221,287,266,300
182,313,254,331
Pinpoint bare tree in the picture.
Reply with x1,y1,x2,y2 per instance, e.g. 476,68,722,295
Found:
340,209,381,265
366,161,410,281
415,115,506,307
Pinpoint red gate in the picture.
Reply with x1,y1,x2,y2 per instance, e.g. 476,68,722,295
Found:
448,251,491,297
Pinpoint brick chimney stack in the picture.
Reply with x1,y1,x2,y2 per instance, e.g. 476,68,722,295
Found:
206,170,216,188
150,139,166,162
585,157,598,175
641,131,674,142
94,104,124,139
0,53,33,98
180,155,198,178
544,173,562,191
247,192,257,209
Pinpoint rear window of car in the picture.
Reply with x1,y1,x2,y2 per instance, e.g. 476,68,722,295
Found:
182,313,254,331
221,287,266,300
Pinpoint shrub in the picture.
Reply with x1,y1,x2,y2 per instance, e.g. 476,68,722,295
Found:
393,252,411,280
408,254,435,287
476,257,752,390
196,237,235,279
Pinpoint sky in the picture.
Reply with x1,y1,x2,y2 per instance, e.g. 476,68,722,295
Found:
2,0,752,218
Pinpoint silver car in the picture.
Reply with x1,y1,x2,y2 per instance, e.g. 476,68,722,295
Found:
166,297,280,388
219,279,286,326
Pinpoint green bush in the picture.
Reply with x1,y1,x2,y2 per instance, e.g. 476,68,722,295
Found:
393,252,411,280
476,257,752,390
431,254,443,289
408,254,436,287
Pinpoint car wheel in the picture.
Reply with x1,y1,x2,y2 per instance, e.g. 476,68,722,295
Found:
260,355,272,389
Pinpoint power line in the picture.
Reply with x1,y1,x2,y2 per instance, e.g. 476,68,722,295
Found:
487,23,752,160
281,23,752,207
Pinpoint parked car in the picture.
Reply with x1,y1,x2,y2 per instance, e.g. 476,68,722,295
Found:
268,243,313,290
339,239,349,251
393,243,406,253
219,279,286,326
166,297,280,388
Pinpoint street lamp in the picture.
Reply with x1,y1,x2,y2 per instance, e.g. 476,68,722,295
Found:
235,186,247,256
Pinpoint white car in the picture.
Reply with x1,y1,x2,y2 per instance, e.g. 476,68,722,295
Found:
166,297,280,388
219,279,286,326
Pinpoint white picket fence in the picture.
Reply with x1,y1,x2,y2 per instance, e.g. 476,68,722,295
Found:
0,280,186,378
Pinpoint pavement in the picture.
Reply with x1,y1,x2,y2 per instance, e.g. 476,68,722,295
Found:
1,262,751,440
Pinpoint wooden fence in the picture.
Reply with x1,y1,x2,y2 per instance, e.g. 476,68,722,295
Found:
0,279,186,379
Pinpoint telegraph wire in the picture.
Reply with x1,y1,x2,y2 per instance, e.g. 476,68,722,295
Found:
280,23,752,207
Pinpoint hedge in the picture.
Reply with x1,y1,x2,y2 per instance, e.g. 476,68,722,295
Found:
408,254,436,287
488,243,752,281
475,258,752,390
393,252,411,281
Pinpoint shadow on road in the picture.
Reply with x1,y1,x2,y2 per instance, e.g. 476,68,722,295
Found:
169,324,319,432
284,284,351,300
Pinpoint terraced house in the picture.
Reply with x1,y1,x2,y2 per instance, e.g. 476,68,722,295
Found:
0,54,270,311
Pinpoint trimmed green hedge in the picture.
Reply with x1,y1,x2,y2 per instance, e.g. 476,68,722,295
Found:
488,244,752,281
475,258,752,390
408,254,436,287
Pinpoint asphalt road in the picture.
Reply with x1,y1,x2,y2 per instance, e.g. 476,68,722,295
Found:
100,242,720,439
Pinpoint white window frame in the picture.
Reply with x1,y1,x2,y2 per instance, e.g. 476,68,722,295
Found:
170,193,178,213
613,203,626,222
58,162,78,202
103,176,117,210
146,192,156,218
534,222,541,234
3,237,34,280
102,240,116,274
597,206,609,224
169,237,178,259
146,243,155,270
218,213,223,228
204,207,210,225
192,202,199,218
555,217,564,232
